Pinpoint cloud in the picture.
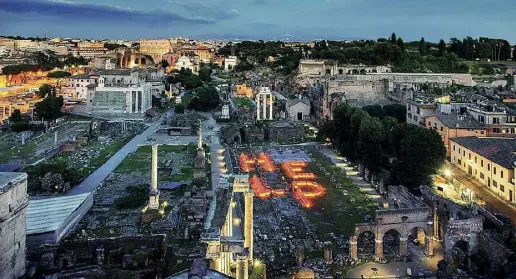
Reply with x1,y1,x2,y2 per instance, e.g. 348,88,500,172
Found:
0,0,214,25
167,0,240,20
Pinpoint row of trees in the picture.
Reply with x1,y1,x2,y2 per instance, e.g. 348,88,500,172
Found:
320,104,446,191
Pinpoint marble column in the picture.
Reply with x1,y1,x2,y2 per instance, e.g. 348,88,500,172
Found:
236,256,249,279
256,94,261,120
149,144,160,210
244,191,254,262
262,94,267,120
268,94,273,120
135,91,140,114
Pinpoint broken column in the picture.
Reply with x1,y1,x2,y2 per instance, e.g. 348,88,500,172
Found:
375,238,383,258
149,144,160,210
399,237,408,256
349,236,358,259
256,94,261,120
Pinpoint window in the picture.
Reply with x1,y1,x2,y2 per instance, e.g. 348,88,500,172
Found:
493,181,498,187
480,172,484,179
440,127,444,131
458,159,462,165
459,148,461,154
501,171,504,178
488,164,491,171
494,167,497,175
481,131,485,135
469,153,471,160
501,185,505,192
453,145,456,151
481,160,483,167
463,151,465,156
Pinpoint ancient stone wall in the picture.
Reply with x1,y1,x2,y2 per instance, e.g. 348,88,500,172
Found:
0,173,28,279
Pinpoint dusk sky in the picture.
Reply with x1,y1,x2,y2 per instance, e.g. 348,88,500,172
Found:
1,0,515,42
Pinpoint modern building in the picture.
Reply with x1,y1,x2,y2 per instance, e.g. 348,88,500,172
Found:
424,114,487,155
63,74,99,100
406,100,436,126
87,69,154,118
286,99,311,121
0,172,28,279
450,137,516,203
26,193,93,246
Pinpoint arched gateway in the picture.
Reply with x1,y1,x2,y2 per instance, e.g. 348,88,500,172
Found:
350,186,434,260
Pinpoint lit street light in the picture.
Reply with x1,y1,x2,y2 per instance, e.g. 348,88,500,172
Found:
444,169,452,177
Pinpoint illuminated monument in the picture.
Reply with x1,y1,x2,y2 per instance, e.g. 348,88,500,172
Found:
202,174,254,279
142,144,165,223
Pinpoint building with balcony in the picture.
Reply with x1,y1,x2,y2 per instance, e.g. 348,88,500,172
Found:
450,137,516,203
424,114,487,156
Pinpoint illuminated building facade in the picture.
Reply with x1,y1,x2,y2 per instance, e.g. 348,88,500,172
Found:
202,174,254,279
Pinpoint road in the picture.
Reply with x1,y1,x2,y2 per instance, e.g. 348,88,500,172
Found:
451,165,516,225
67,117,164,195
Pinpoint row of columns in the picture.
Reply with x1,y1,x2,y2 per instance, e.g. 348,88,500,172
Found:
256,93,273,120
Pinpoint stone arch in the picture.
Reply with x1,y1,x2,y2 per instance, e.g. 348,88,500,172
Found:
325,69,331,75
338,69,344,75
357,231,375,258
360,69,367,75
141,57,146,65
352,69,359,75
383,229,401,256
228,64,233,71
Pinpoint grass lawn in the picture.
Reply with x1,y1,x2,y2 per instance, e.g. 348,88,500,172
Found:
232,97,255,108
301,150,378,241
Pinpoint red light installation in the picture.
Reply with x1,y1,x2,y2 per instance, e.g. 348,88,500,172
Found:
239,153,256,172
282,161,324,208
257,152,275,172
250,175,271,199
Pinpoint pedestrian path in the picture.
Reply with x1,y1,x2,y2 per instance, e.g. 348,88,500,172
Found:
320,147,386,203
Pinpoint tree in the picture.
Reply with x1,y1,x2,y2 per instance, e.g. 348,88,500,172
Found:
513,46,516,62
198,65,212,82
35,95,63,120
391,33,397,45
161,59,170,70
357,116,385,172
174,103,185,114
9,109,23,122
462,39,472,60
186,86,220,111
362,105,386,119
396,38,405,52
419,37,426,56
383,104,406,122
391,128,446,190
438,39,446,55
37,84,53,98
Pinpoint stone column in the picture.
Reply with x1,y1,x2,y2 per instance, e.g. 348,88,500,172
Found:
349,236,358,259
54,131,58,146
236,256,249,279
400,237,408,256
375,239,383,258
256,94,261,120
209,256,221,272
425,236,434,256
268,94,273,120
262,94,267,120
148,144,160,210
244,191,254,262
135,91,140,114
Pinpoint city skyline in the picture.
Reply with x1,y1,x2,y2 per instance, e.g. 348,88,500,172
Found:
1,0,515,42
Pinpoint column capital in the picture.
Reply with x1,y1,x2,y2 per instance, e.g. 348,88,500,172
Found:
375,239,383,243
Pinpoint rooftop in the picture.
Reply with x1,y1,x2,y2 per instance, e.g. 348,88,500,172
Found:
69,74,91,80
451,137,516,168
0,172,26,193
286,98,310,108
435,114,486,129
27,193,91,235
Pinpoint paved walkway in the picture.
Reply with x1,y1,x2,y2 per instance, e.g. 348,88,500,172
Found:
67,117,163,195
450,165,516,224
320,147,386,204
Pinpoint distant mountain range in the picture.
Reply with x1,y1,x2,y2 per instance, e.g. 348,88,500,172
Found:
192,33,365,42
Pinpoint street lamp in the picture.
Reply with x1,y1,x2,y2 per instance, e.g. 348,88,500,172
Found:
444,169,452,177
